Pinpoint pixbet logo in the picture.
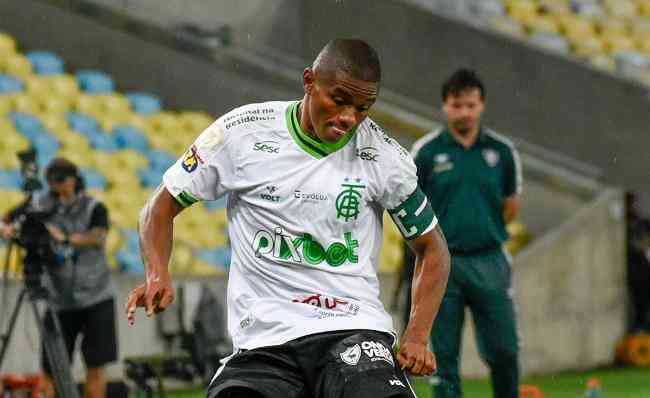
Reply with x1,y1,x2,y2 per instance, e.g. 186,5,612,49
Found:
356,146,379,162
253,140,280,154
251,227,359,267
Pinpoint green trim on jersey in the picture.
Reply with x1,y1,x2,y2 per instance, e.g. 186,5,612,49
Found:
286,101,357,159
175,190,199,208
388,187,437,240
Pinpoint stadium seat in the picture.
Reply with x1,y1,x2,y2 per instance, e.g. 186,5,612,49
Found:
0,96,12,115
0,169,22,190
67,111,100,136
11,94,40,114
80,168,108,190
112,149,149,170
138,167,165,188
537,0,571,14
112,126,150,152
589,53,617,71
148,111,179,132
9,112,46,137
115,249,145,274
75,70,115,94
146,149,176,172
596,17,629,36
39,96,70,114
471,0,506,19
126,92,161,115
639,0,650,16
530,32,571,53
26,51,64,75
603,0,638,19
614,50,650,79
75,94,104,115
527,15,561,33
571,35,606,58
3,54,32,79
88,131,118,152
507,0,539,24
98,94,131,114
179,111,213,133
572,1,604,17
0,32,16,56
0,74,23,93
47,74,80,98
556,13,595,39
602,31,636,52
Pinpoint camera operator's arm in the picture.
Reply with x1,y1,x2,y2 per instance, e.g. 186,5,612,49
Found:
126,185,184,325
68,202,109,248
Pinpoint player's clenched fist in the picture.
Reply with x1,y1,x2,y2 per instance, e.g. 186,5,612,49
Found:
125,275,174,325
397,340,437,376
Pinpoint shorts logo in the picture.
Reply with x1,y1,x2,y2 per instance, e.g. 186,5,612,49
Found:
253,140,280,154
340,344,361,366
389,379,405,387
336,178,365,222
361,341,394,366
181,145,203,173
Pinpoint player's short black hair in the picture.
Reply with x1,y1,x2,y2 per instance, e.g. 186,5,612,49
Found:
313,39,381,83
441,68,485,101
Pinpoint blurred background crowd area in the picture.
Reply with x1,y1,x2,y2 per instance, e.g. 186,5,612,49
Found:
416,0,650,85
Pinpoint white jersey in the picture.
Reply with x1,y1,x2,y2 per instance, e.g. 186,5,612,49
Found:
164,101,437,350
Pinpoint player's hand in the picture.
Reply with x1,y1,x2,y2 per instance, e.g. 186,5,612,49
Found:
397,338,436,376
125,274,174,325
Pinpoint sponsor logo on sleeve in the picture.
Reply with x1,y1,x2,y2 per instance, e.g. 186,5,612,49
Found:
253,140,280,154
356,146,379,162
181,145,203,173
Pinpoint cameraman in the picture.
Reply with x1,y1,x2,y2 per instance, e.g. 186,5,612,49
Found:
2,157,117,398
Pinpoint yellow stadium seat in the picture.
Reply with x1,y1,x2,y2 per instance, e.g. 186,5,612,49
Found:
596,16,629,36
11,93,40,113
98,94,131,114
526,14,561,33
96,111,130,132
0,96,12,115
39,96,71,114
0,33,16,57
639,0,650,16
3,54,32,79
47,74,80,98
179,111,213,134
638,33,650,54
147,111,179,132
74,94,103,115
24,76,51,97
602,31,637,52
0,190,25,216
40,112,68,135
490,17,526,37
537,0,571,15
113,149,149,170
106,228,124,254
557,13,596,38
58,148,94,168
604,0,638,19
507,0,539,23
572,35,606,58
589,53,617,71
124,113,150,133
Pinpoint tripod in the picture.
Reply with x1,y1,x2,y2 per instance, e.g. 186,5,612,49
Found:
0,240,81,398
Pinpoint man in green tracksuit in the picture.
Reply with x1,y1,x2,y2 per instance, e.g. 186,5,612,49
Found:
412,69,522,398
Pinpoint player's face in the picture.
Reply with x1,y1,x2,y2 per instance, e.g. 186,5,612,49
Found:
442,88,484,136
304,69,378,143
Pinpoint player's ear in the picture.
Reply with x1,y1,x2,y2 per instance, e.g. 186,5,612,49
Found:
303,68,315,94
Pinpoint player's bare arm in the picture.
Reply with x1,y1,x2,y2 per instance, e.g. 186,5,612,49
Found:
503,194,520,224
126,184,184,325
398,225,450,376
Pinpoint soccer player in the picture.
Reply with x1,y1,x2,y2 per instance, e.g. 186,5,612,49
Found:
126,39,450,398
412,68,522,398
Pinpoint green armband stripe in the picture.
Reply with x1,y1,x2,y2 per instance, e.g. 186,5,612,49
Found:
176,191,199,208
388,187,437,240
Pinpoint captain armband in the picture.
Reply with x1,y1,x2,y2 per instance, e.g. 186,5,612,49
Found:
388,187,438,240
174,190,199,208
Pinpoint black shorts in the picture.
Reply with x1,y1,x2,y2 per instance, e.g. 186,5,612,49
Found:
42,298,118,374
208,329,416,398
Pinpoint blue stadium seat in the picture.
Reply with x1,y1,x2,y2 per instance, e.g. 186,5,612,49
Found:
138,167,165,188
67,112,99,136
88,132,118,152
26,51,65,75
0,74,23,93
75,70,115,94
112,126,149,152
115,249,144,274
123,229,140,251
0,170,23,190
80,168,108,190
196,247,231,269
126,92,162,115
146,149,176,172
9,112,46,138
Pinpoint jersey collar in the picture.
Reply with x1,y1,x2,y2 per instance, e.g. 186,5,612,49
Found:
286,101,357,159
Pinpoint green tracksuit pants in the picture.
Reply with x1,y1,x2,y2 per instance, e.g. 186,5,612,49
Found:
432,248,519,398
